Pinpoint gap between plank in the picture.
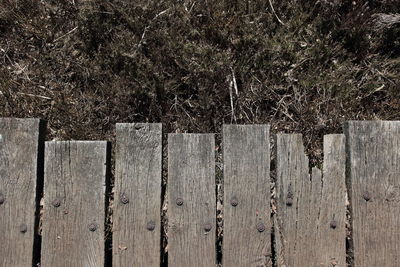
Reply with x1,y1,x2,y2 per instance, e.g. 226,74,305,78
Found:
32,120,46,267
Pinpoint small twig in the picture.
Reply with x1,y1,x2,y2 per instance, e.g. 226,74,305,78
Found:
230,67,238,95
268,0,285,26
53,27,78,42
17,92,52,100
228,76,237,123
132,8,170,57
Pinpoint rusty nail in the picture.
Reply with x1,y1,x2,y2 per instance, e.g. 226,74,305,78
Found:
0,193,5,205
147,220,156,231
19,223,27,233
88,223,98,232
176,198,184,206
256,223,265,232
363,191,371,202
230,197,239,207
52,198,61,208
330,220,337,229
120,193,129,204
204,223,212,232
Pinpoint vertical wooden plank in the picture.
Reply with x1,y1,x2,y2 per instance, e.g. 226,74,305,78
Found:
223,125,272,266
41,141,107,267
345,121,400,267
317,135,347,266
113,123,162,267
0,118,43,267
168,134,216,267
275,134,346,267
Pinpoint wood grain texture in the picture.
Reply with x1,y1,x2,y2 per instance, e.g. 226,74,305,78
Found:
345,121,400,267
168,134,216,267
113,123,162,267
275,134,346,267
0,118,43,267
41,141,107,267
223,125,271,267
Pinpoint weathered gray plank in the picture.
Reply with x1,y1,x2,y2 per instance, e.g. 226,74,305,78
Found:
113,123,162,267
223,124,271,266
41,141,107,267
345,121,400,267
275,134,346,267
0,118,43,267
168,134,216,267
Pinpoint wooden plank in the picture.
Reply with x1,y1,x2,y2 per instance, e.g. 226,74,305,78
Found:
41,141,107,267
317,135,347,266
0,118,43,267
275,134,346,267
168,134,216,267
113,123,162,267
223,125,272,266
345,121,400,267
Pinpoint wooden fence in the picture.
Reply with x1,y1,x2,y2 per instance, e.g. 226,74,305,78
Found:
1,118,399,267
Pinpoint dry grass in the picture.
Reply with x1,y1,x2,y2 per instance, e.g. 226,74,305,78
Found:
0,0,399,164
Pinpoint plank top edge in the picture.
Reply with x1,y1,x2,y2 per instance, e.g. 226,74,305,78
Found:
223,124,270,129
0,118,42,122
45,141,108,145
324,134,345,140
116,122,162,128
344,120,400,126
168,133,215,137
324,134,345,137
276,133,303,137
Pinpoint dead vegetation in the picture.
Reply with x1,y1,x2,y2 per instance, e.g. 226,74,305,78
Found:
0,0,399,164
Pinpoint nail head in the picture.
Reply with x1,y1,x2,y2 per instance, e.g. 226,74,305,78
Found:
363,191,371,202
52,198,61,208
88,223,98,232
0,193,5,205
176,198,184,206
204,223,212,232
286,190,294,206
120,193,129,204
330,220,337,229
230,197,239,207
147,220,156,231
19,223,27,233
256,223,265,232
